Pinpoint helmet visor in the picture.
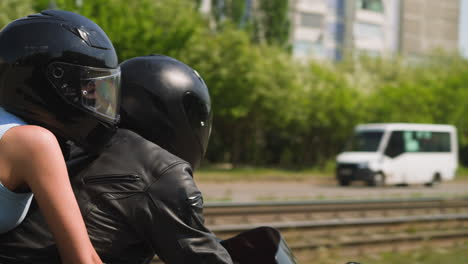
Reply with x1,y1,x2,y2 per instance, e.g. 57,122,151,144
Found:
80,71,120,120
48,62,121,123
183,92,212,155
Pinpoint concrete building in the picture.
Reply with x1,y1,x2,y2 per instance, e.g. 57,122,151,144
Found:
399,0,460,56
291,0,401,60
351,0,401,57
201,0,462,60
290,0,344,60
289,0,338,60
290,0,461,60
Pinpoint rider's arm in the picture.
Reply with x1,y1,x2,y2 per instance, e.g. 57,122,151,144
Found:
134,162,232,264
1,125,102,264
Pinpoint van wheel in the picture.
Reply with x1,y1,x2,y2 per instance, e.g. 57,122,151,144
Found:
338,179,350,186
368,173,385,187
425,174,441,187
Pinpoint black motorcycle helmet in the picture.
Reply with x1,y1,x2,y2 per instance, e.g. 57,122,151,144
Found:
120,55,212,169
0,10,120,152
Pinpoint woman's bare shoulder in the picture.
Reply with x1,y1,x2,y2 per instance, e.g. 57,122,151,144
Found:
1,125,60,158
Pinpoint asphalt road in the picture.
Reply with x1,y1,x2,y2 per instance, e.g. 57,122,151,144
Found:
198,179,468,202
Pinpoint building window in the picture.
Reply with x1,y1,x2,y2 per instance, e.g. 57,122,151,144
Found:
356,0,384,13
354,22,383,40
299,12,323,28
293,40,324,58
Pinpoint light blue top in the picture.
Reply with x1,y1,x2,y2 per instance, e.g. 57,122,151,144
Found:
0,107,33,233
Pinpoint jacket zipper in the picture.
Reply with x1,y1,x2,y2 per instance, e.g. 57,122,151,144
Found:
83,174,140,185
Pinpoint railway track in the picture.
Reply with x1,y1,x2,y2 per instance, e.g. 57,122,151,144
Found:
204,197,468,225
205,198,468,261
151,198,468,263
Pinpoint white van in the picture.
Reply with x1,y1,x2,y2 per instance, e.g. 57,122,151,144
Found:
336,123,458,186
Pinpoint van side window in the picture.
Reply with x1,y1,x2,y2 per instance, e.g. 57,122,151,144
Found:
404,131,419,152
384,131,404,157
419,131,451,152
385,130,451,157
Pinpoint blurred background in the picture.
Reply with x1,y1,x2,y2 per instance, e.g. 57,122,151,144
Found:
3,0,468,170
2,1,468,263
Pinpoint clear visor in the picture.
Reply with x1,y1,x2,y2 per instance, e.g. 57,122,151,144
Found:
80,70,120,120
48,62,121,123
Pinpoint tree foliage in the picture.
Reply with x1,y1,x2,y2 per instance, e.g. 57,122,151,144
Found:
0,0,34,29
210,0,248,27
253,0,290,48
34,0,204,61
208,0,290,50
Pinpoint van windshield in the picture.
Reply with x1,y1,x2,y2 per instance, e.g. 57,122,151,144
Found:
346,130,384,152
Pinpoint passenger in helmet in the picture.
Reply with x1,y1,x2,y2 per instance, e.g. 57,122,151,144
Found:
0,55,232,264
119,54,212,169
0,10,120,264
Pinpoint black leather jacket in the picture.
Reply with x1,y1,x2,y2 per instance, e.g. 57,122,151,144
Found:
0,129,232,264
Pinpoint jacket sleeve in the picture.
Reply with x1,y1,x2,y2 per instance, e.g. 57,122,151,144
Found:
131,162,233,264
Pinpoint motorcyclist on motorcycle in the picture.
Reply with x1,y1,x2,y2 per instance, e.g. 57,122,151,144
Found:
0,55,231,264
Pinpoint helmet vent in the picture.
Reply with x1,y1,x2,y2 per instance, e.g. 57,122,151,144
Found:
24,11,62,20
26,14,44,18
